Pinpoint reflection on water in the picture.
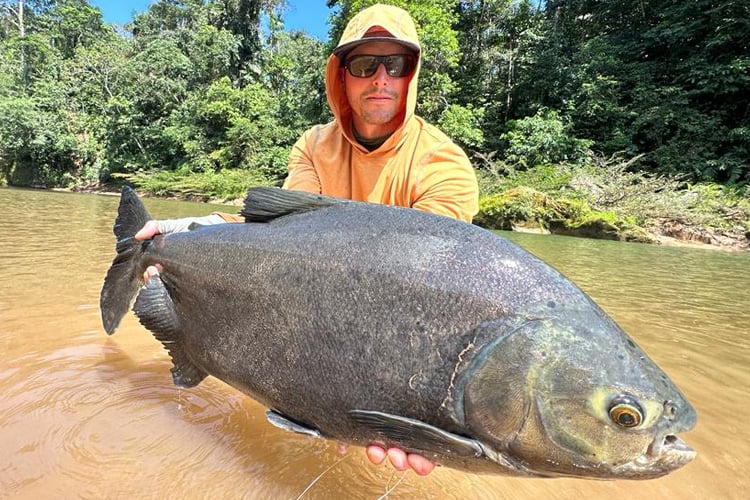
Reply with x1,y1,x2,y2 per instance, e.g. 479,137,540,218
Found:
1,187,748,499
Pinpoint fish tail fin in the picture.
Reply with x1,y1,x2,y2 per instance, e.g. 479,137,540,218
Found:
100,187,206,387
100,186,151,335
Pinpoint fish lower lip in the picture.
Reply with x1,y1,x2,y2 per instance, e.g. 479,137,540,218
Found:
664,434,694,453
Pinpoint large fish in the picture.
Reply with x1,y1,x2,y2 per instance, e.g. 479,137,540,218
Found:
100,186,696,479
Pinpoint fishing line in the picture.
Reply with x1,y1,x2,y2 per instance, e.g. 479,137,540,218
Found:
295,452,352,499
376,470,408,500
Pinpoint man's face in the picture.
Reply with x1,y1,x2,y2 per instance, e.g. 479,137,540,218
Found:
342,41,415,140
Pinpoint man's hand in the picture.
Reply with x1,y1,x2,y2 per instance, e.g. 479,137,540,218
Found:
338,443,435,476
134,220,162,241
366,445,436,476
134,221,163,281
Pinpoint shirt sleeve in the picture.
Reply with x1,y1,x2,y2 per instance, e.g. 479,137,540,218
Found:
411,141,479,223
282,130,323,194
213,212,244,223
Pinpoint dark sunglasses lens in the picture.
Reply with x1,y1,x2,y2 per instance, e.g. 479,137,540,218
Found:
348,56,380,77
347,54,415,78
384,55,414,77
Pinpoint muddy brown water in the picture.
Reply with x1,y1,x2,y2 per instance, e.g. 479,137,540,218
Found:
1,187,748,499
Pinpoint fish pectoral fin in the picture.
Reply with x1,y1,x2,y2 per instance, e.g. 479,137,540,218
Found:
266,410,322,438
133,276,207,388
349,410,484,459
240,187,344,223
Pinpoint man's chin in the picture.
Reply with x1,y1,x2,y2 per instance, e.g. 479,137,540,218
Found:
361,110,396,123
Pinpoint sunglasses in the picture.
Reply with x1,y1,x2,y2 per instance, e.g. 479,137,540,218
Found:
344,54,417,78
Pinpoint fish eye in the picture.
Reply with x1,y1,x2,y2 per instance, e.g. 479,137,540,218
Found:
608,395,643,428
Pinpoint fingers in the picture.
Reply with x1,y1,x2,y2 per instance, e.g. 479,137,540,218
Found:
142,264,162,282
134,220,161,241
337,442,349,455
406,453,436,476
365,446,435,475
366,445,387,465
134,221,166,282
386,448,410,471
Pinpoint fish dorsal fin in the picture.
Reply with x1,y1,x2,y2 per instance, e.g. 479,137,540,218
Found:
349,410,485,459
133,276,207,388
240,187,344,223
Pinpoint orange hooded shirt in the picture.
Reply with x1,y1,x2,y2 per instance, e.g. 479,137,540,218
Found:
282,4,479,223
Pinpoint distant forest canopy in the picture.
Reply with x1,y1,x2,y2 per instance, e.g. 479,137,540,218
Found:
0,0,748,190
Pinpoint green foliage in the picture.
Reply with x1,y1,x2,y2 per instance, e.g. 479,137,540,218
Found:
36,0,109,59
163,76,294,181
531,0,750,183
475,178,657,243
500,109,593,168
0,95,37,182
438,103,484,150
116,167,270,202
672,183,750,232
454,0,546,148
0,60,96,187
476,152,749,244
475,186,570,230
256,25,328,129
474,184,652,242
490,163,575,195
567,154,686,226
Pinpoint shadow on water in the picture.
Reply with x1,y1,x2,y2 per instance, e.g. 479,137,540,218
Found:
1,187,749,499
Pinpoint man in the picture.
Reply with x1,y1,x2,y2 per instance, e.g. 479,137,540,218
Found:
281,3,478,222
135,4,478,476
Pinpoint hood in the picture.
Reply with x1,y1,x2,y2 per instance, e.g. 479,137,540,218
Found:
325,4,422,148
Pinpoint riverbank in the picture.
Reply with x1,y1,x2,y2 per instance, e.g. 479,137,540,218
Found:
58,178,750,252
474,162,750,252
509,219,748,252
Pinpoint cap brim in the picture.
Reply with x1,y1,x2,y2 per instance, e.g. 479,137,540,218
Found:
334,38,420,60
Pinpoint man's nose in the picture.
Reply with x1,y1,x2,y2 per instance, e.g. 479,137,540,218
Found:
371,63,390,86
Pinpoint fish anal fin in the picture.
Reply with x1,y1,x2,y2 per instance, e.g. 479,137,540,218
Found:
133,276,206,388
266,410,322,438
349,410,484,459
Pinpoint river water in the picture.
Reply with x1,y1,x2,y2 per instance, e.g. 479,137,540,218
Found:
0,187,748,499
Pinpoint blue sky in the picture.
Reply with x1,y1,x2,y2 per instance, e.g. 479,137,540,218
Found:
89,1,332,40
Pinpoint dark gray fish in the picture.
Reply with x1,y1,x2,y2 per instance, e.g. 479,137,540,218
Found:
100,186,697,478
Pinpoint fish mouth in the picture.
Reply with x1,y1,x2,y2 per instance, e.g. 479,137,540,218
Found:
620,434,696,478
645,433,696,464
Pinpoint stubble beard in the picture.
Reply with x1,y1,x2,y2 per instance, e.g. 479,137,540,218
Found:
360,108,397,125
358,90,401,126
